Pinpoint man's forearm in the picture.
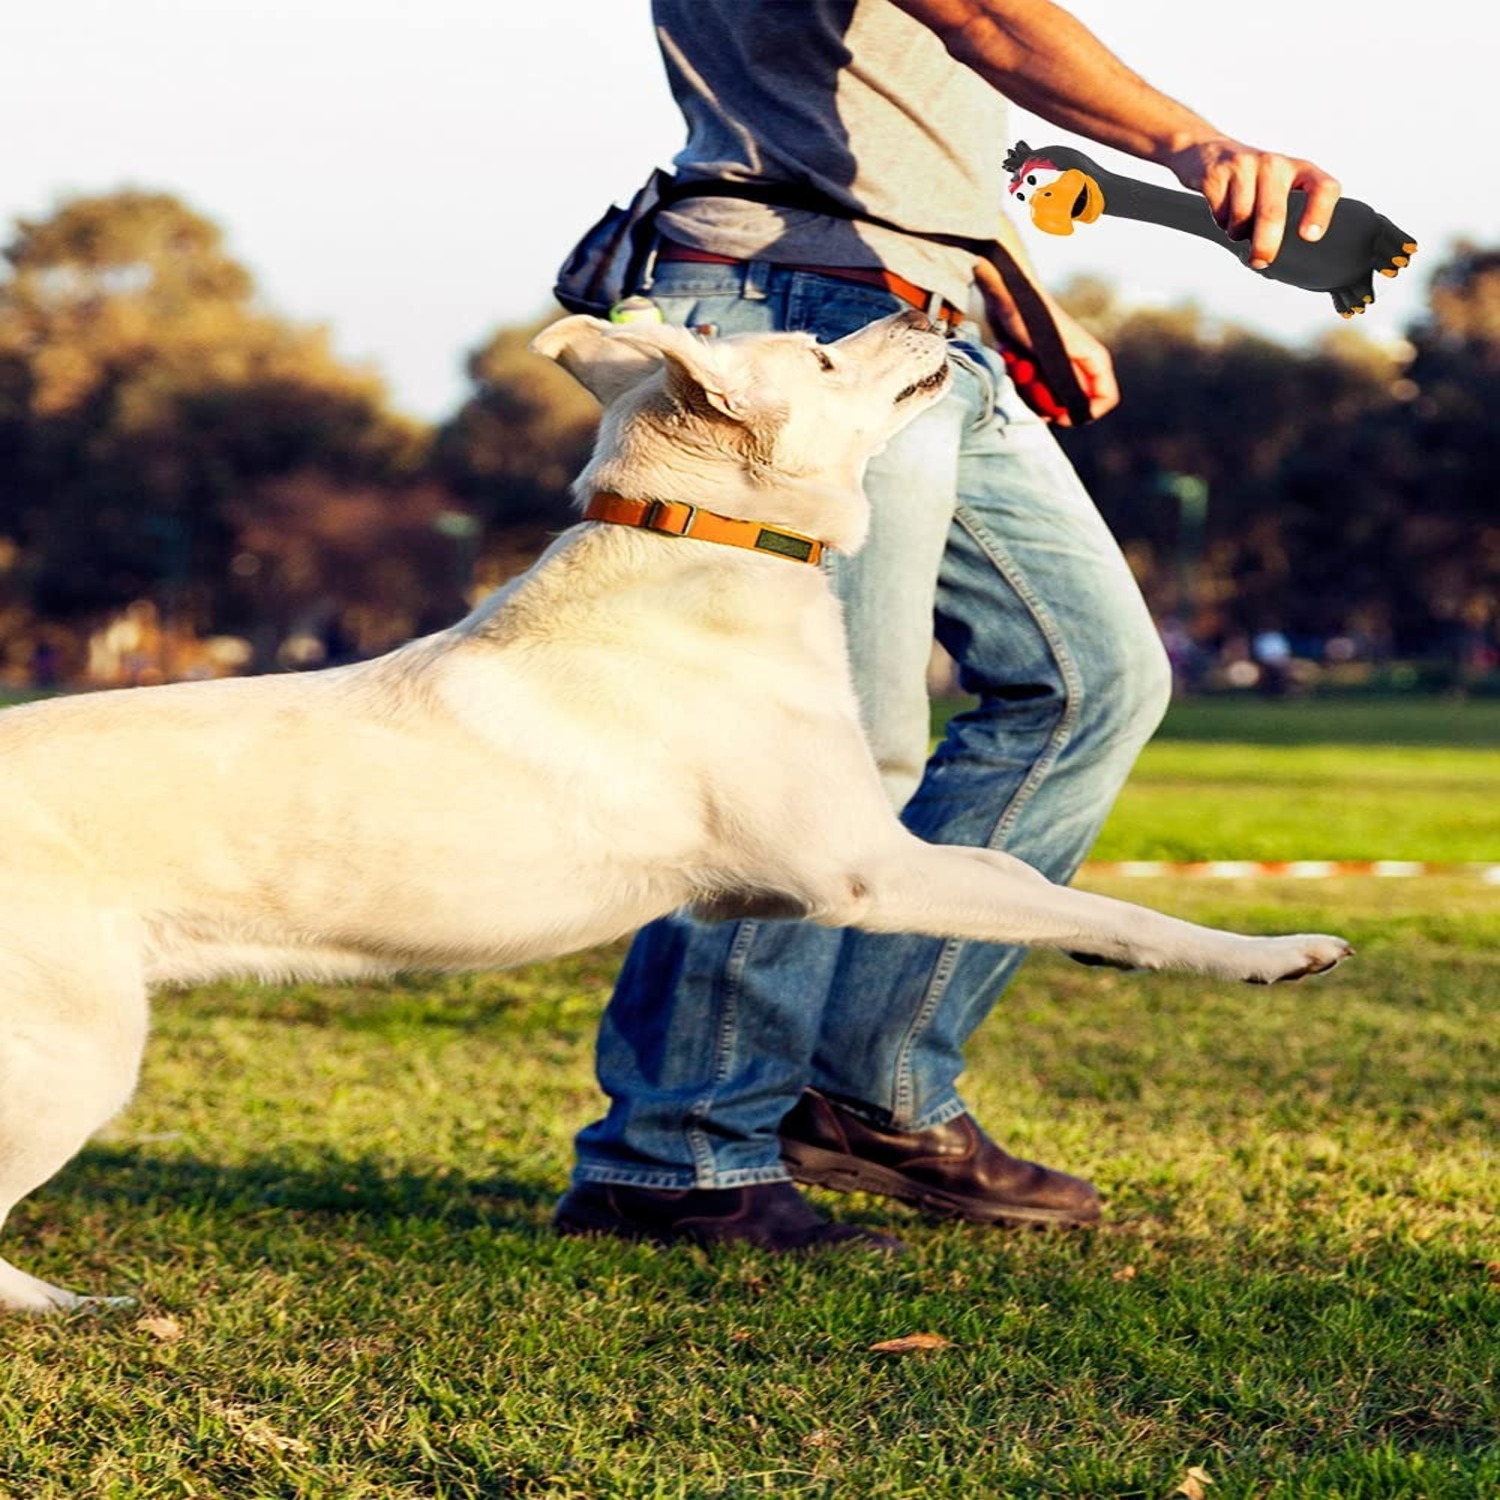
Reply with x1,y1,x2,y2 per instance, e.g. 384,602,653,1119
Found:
890,0,1218,166
892,0,1343,263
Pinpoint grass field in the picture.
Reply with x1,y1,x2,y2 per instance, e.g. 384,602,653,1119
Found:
2,698,1496,1498
1089,698,1500,865
933,695,1500,864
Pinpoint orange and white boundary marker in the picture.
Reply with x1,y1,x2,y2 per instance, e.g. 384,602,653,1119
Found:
1083,860,1500,883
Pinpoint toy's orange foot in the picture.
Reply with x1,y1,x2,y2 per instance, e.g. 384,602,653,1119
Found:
1375,223,1418,280
1331,275,1375,317
1332,222,1416,313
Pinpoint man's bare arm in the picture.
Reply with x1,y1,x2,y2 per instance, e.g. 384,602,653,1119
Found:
890,0,1341,269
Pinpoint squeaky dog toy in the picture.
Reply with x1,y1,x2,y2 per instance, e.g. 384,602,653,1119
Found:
1004,141,1417,318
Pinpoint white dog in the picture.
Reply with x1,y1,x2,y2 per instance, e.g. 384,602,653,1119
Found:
0,309,1350,1311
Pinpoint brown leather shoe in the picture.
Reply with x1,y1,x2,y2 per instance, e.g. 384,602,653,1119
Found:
554,1179,907,1255
779,1088,1101,1227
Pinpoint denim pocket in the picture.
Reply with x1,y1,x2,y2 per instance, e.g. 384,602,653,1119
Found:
785,275,915,340
644,294,705,327
944,339,1000,427
636,263,788,337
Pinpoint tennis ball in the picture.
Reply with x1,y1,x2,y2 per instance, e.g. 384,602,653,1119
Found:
608,296,665,324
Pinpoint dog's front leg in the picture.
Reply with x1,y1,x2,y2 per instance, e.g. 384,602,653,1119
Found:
822,835,1351,985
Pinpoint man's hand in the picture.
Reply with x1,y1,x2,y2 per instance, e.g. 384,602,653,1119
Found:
975,257,1118,425
1050,307,1118,425
1164,138,1341,270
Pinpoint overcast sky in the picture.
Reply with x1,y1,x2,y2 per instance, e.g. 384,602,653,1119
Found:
4,0,1494,419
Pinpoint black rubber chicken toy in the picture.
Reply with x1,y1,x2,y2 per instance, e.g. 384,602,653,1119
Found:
1004,141,1417,318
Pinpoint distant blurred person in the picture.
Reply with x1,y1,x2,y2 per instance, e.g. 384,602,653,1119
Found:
29,638,60,691
1252,627,1294,697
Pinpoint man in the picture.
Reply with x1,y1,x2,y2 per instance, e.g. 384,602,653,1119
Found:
554,0,1341,1252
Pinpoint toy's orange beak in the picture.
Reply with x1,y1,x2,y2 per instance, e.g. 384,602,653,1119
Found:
1029,169,1105,236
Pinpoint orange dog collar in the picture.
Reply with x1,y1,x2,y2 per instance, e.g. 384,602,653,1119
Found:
584,492,826,566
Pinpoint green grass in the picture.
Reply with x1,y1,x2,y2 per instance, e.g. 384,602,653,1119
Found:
934,696,1500,865
2,699,1497,1496
1102,700,1500,864
1091,740,1498,863
1145,697,1500,749
3,887,1494,1498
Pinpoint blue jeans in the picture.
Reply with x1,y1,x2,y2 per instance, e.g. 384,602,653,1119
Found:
572,258,1172,1188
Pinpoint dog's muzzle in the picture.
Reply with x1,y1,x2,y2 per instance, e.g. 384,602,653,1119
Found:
894,360,951,404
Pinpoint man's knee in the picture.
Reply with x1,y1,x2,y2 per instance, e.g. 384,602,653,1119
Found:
1073,611,1172,756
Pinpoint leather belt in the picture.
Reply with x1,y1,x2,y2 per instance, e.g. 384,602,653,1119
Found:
657,241,965,329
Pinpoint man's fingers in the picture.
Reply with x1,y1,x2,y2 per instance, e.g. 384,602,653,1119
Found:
1251,160,1341,265
1247,157,1295,269
1181,142,1344,270
1081,353,1119,416
1249,155,1301,268
1218,162,1259,243
1295,169,1343,242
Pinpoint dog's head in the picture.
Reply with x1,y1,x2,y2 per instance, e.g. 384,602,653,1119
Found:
530,310,951,552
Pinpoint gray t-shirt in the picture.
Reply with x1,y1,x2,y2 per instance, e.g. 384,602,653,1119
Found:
652,0,1010,308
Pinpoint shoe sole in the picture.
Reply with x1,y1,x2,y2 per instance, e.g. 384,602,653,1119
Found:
782,1141,1101,1228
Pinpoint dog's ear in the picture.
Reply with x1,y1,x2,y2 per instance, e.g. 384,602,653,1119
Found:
600,322,760,424
531,315,762,423
529,315,667,406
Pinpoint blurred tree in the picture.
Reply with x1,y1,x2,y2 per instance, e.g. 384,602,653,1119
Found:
429,313,598,581
224,473,475,669
1420,243,1500,358
1219,245,1499,661
1055,282,1420,648
0,190,430,648
1364,243,1499,657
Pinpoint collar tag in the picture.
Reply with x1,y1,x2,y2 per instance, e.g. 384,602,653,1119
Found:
753,528,816,563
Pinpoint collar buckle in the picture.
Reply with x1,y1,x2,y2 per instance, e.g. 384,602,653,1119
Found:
643,499,698,538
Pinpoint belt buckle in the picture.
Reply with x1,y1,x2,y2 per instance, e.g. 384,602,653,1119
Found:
925,289,960,336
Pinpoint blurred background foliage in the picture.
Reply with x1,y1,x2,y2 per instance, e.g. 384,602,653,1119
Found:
0,188,1494,691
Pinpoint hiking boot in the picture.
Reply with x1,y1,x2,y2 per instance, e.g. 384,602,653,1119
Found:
553,1178,907,1254
780,1088,1101,1227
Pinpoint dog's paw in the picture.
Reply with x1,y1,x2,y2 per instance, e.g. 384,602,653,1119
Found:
1241,933,1354,985
0,1268,132,1317
70,1295,138,1315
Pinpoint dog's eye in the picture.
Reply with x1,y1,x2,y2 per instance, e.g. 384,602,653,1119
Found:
811,348,835,373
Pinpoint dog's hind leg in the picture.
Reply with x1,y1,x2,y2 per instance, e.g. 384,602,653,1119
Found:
825,836,1352,985
0,911,148,1313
